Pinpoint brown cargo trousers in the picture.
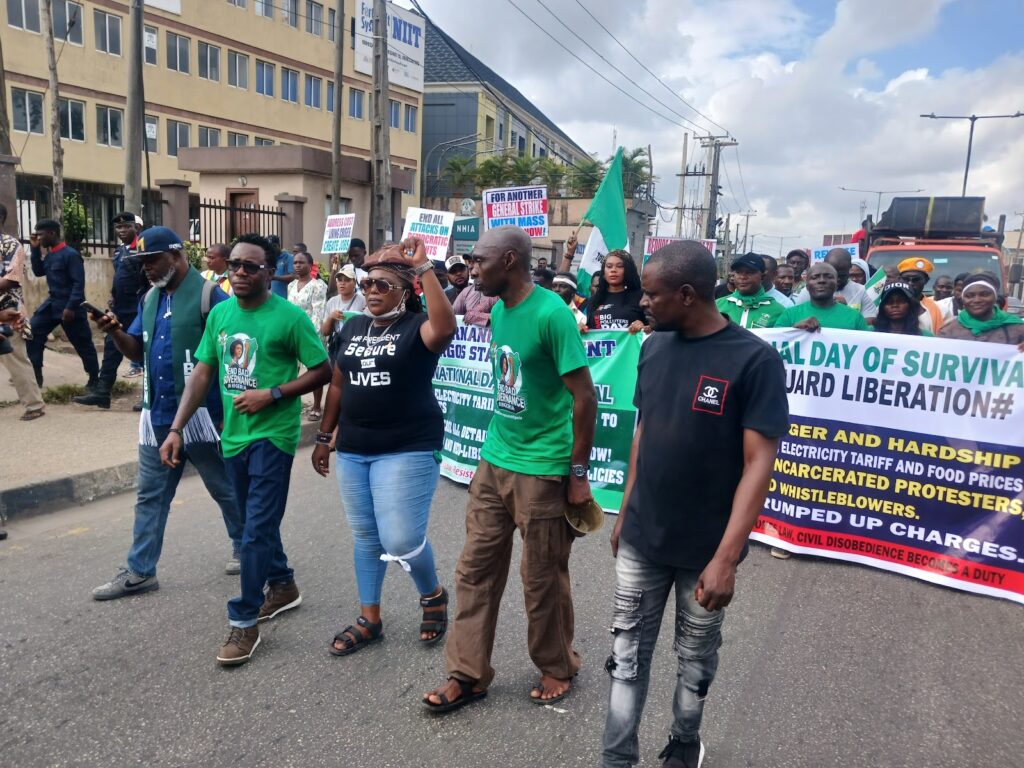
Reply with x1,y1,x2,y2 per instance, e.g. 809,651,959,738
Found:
445,459,581,689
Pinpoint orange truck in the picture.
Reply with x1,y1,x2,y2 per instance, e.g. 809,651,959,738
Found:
863,196,1012,294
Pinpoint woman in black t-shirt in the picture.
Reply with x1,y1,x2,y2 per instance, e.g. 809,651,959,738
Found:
312,237,456,657
586,249,646,332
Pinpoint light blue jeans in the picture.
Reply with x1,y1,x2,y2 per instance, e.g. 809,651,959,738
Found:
601,539,726,767
336,450,440,605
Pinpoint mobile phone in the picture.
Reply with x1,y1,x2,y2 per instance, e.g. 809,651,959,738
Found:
80,301,108,318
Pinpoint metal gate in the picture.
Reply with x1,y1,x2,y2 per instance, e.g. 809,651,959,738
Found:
190,198,284,248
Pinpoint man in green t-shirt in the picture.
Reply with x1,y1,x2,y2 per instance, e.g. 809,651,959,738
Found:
161,234,331,667
424,226,597,713
715,253,787,328
773,262,871,332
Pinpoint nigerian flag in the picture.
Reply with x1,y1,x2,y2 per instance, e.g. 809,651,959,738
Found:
863,264,887,308
577,147,628,297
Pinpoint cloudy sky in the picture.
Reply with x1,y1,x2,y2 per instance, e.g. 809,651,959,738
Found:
405,0,1024,254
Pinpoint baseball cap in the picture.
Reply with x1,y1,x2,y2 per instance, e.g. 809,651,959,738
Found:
879,281,916,303
112,211,144,226
338,264,357,280
135,226,184,257
730,253,766,273
445,255,468,271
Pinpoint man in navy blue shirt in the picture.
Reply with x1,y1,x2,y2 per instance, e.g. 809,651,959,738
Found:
26,218,99,389
87,227,242,600
267,234,294,298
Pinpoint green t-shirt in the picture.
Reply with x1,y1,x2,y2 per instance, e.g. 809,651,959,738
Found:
196,294,328,457
716,289,786,329
774,301,871,331
480,286,588,475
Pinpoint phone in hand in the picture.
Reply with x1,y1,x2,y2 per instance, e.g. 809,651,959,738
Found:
80,301,109,319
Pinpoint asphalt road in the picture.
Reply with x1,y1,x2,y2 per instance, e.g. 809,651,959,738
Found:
1,447,1020,768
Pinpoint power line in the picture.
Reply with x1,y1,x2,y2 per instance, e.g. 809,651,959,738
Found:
732,146,752,210
569,0,730,136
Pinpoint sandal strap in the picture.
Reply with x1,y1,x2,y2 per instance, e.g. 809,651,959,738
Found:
420,587,448,608
355,615,383,638
420,620,446,632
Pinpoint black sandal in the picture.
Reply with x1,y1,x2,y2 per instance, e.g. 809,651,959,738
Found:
419,587,448,645
422,677,487,713
329,616,383,657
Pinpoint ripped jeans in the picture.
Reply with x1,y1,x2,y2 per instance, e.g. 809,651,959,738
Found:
601,538,725,768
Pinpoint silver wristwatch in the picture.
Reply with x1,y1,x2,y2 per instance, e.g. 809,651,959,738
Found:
570,463,589,479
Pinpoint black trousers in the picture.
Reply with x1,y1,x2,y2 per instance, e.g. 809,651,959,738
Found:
98,311,137,387
27,308,99,378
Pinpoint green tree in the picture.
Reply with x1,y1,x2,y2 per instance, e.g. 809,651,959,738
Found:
615,147,652,199
536,158,566,197
508,156,540,186
568,155,606,198
61,193,91,253
442,155,478,197
475,154,514,190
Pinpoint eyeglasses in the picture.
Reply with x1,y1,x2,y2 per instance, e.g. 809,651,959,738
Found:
227,260,268,275
359,278,402,294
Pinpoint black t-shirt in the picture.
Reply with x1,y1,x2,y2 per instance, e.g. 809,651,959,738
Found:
622,322,789,569
587,288,645,330
334,312,443,455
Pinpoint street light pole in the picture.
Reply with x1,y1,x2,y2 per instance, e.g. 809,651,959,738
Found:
839,186,924,221
920,112,1024,196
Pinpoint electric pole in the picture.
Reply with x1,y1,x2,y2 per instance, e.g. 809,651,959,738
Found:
723,212,731,260
370,0,392,249
0,32,11,157
740,210,755,252
704,137,737,239
41,0,64,221
674,132,687,237
330,0,344,215
123,0,144,214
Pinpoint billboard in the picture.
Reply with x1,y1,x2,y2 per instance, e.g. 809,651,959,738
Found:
353,1,425,93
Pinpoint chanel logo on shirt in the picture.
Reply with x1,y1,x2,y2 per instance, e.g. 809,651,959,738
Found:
692,375,729,415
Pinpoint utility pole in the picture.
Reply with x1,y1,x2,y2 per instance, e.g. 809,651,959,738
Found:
41,0,64,221
921,111,1024,196
723,212,731,260
123,0,144,214
839,186,924,221
703,137,737,239
330,0,345,215
741,210,756,252
370,0,392,249
0,32,11,156
674,132,688,237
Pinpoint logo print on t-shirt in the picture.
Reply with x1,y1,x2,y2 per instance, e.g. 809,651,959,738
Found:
692,375,728,415
493,344,526,413
220,331,259,394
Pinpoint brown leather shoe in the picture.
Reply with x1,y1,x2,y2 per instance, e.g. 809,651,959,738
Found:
217,626,260,666
258,580,302,622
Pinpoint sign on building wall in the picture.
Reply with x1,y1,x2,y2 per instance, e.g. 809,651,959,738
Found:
144,0,181,13
354,1,425,93
482,186,548,238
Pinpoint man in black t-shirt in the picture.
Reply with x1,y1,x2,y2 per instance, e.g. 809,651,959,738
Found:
601,241,788,768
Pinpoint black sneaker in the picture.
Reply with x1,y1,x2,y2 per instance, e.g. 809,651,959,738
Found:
659,737,705,768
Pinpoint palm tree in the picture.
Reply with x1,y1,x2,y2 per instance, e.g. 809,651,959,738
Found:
508,156,540,186
475,154,514,191
615,147,652,199
536,158,566,197
442,156,478,197
568,155,606,198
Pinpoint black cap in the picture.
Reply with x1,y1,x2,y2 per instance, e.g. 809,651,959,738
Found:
112,211,143,226
879,281,916,303
730,253,766,273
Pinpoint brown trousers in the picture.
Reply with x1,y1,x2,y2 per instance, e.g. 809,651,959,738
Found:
445,459,581,689
0,333,44,412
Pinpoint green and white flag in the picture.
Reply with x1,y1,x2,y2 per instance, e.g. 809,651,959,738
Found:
577,147,628,297
863,265,887,308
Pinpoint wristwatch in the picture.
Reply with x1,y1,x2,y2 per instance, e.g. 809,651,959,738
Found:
413,261,433,277
270,386,283,403
570,463,590,479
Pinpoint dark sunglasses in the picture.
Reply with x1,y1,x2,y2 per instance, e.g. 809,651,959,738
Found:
227,260,268,275
359,278,403,294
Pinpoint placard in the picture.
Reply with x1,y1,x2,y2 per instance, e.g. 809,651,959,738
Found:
482,185,549,238
401,207,455,261
320,213,356,254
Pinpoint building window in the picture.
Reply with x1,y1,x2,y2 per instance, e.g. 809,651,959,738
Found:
96,105,124,147
305,0,322,35
388,100,400,129
305,75,322,109
198,42,220,82
167,120,189,156
199,126,221,147
498,122,504,142
349,15,355,49
53,0,82,45
228,51,248,89
12,88,44,134
255,137,274,146
281,67,299,103
326,81,336,112
327,7,335,41
166,31,189,73
57,97,85,141
226,0,246,7
255,60,274,96
94,9,121,55
348,88,364,120
518,135,526,156
228,131,248,146
404,104,417,133
144,25,157,65
282,0,297,27
7,0,40,32
145,115,158,153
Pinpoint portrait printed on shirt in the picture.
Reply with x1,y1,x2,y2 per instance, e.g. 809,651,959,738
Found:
342,328,398,387
492,343,526,414
220,331,259,394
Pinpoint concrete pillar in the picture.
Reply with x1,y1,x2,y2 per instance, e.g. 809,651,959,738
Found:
0,154,19,237
156,179,191,240
274,193,307,250
551,239,565,268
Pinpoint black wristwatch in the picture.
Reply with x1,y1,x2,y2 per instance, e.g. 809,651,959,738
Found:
570,463,590,479
270,386,283,403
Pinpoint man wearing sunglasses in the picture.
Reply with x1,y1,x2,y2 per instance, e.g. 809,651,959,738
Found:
88,226,242,601
161,233,331,666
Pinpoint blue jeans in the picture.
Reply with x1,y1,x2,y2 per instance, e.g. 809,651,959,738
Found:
336,450,440,605
601,539,725,768
127,425,241,579
224,439,295,628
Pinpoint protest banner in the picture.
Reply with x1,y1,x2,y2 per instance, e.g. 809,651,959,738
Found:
812,242,859,262
752,328,1024,605
433,323,641,512
320,213,356,254
401,207,455,261
482,185,549,237
641,236,717,267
